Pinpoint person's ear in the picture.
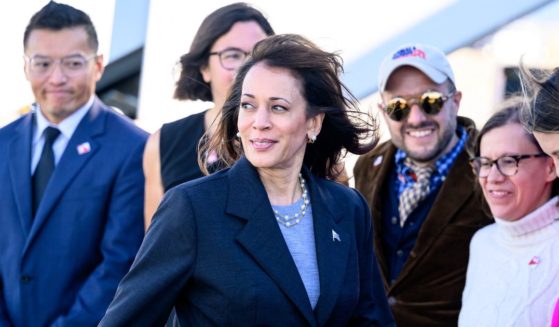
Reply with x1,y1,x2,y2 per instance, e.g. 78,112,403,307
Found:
306,112,325,142
23,57,31,81
450,90,462,114
200,65,211,83
545,157,557,182
94,54,105,81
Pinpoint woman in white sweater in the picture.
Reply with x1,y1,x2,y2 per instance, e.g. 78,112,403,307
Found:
459,102,559,327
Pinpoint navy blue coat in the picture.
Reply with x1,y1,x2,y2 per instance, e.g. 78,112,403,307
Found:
100,156,394,326
0,99,147,326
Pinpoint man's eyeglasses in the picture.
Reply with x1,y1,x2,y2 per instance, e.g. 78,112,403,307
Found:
25,54,97,77
209,48,249,71
470,153,548,178
381,91,454,122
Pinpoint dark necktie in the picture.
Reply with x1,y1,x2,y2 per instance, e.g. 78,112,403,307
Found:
32,126,60,216
398,158,434,227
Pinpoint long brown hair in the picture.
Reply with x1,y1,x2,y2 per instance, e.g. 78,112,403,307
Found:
200,34,379,179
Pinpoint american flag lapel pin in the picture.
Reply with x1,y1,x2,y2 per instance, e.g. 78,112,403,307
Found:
528,255,541,269
332,229,341,242
76,142,91,155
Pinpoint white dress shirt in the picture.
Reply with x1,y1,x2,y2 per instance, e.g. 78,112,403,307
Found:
31,96,94,174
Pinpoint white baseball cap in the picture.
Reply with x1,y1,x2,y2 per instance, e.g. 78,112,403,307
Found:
378,43,456,92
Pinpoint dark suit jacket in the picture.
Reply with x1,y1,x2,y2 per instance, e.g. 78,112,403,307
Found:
100,156,395,326
353,117,492,326
0,98,147,327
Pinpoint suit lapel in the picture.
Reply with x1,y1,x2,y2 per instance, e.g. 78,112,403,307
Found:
307,172,350,326
25,102,105,251
8,114,34,236
228,158,315,326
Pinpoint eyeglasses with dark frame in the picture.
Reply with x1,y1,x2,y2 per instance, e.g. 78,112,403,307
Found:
209,48,249,71
470,153,548,178
25,54,97,77
380,91,455,122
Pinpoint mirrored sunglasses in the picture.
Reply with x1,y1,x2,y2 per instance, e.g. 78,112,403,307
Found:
382,91,454,122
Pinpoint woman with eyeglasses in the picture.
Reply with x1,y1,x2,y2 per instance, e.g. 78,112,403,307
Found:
142,3,275,228
458,100,559,327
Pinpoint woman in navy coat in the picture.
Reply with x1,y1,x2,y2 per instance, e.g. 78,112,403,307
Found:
100,34,394,326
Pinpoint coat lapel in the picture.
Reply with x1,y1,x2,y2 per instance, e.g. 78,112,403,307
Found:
394,149,476,289
25,101,105,252
228,158,315,326
307,171,350,326
363,120,478,293
368,143,397,287
8,114,34,236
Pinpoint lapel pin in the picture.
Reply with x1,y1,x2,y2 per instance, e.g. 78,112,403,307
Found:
528,255,541,269
76,142,91,155
373,155,383,167
332,229,341,242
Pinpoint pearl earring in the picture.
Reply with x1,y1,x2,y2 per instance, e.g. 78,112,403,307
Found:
308,134,317,144
236,132,240,138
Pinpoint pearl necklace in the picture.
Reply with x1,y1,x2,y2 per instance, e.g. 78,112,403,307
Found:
274,173,309,228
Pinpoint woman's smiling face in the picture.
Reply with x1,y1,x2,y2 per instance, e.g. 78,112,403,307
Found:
237,62,323,174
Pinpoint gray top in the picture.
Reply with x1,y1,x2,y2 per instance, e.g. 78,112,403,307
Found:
273,196,320,309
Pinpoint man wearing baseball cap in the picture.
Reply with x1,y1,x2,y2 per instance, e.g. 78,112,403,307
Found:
354,43,491,326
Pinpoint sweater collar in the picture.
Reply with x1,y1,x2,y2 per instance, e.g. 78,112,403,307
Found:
494,196,559,238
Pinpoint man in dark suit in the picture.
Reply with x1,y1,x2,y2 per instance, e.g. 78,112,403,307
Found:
0,2,147,326
353,43,491,326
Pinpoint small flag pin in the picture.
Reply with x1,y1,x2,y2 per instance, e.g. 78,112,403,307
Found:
528,255,541,268
76,142,91,155
332,229,341,242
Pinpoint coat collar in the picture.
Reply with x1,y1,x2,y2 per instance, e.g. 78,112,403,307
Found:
226,157,350,325
364,142,396,287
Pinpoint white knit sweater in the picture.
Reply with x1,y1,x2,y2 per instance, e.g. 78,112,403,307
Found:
459,196,559,327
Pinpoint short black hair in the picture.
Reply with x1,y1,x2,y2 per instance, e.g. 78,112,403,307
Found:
24,1,99,52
